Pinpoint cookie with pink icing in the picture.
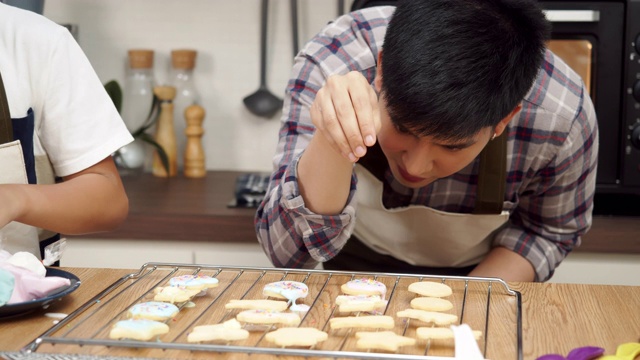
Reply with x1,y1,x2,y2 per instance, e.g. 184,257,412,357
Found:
169,274,219,291
341,278,387,298
263,281,309,311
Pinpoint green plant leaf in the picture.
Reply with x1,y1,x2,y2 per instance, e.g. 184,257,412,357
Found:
137,132,170,176
104,80,123,114
132,95,160,137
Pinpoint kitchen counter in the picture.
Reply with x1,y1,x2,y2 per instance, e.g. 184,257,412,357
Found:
0,267,638,359
85,171,257,243
80,171,640,254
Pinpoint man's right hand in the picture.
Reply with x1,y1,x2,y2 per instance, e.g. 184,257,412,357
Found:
310,71,381,163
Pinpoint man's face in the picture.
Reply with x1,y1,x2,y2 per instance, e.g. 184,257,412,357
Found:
376,96,494,189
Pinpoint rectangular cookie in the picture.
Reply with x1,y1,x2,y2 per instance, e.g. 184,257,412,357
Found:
225,299,289,311
329,315,395,330
236,309,301,326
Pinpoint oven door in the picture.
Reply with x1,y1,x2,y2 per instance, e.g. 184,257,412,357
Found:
539,1,625,187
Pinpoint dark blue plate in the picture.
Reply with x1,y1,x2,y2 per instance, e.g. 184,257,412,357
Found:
0,268,81,319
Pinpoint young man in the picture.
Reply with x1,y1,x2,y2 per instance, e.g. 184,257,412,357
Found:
255,0,598,282
0,3,133,259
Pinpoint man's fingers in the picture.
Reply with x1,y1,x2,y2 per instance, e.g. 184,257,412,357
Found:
352,81,379,147
312,87,357,162
310,72,380,162
328,75,368,159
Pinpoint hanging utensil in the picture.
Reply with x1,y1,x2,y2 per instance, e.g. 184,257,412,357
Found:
290,0,299,57
243,0,283,118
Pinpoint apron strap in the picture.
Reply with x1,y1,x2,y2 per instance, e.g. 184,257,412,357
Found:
0,71,13,144
473,132,507,214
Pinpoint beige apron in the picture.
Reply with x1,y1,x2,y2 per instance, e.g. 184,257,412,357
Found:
0,72,41,258
353,165,509,267
337,132,511,270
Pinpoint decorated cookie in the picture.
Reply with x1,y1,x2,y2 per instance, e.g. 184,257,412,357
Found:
109,319,169,341
169,274,219,291
329,315,395,330
410,297,454,312
225,299,289,312
153,286,201,303
264,327,328,347
407,281,452,298
127,301,180,321
263,281,309,311
355,331,416,352
187,319,249,343
341,278,387,298
236,309,301,326
335,294,388,313
396,308,458,326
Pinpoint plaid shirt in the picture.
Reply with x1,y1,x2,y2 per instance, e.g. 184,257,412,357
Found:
255,7,598,281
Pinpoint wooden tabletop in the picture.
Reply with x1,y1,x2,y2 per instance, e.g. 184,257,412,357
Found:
0,267,638,359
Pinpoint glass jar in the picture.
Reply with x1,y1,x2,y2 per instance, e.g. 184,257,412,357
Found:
170,49,200,171
122,49,155,133
117,49,155,174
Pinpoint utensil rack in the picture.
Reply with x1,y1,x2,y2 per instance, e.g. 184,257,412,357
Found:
21,263,522,359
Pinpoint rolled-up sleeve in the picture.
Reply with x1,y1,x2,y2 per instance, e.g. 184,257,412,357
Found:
494,85,598,281
254,7,391,269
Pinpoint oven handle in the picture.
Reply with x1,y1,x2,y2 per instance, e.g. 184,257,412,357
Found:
542,9,600,22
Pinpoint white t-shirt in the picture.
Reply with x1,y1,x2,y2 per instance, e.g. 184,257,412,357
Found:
0,3,132,178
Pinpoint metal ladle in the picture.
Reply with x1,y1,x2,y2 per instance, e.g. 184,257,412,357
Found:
243,0,283,118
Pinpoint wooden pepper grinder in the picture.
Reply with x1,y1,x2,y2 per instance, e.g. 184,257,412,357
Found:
152,86,178,177
183,104,206,178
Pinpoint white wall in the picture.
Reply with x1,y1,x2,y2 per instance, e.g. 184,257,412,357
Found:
549,252,640,286
43,0,348,172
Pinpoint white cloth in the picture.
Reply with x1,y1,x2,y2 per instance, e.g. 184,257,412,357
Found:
0,2,132,178
0,141,40,257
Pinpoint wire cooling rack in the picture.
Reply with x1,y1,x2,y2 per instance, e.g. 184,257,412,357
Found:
20,263,522,360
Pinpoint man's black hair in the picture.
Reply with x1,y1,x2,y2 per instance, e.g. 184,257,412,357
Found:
380,0,551,141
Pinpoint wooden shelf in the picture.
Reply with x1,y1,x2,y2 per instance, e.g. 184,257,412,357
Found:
78,171,640,254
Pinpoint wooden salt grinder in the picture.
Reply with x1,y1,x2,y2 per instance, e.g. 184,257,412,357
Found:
183,104,206,178
152,86,178,177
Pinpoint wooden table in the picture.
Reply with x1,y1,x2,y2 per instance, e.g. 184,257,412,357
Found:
0,267,638,359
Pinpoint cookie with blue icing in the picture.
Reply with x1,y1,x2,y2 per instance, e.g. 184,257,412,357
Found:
127,301,180,321
153,286,200,303
169,274,219,291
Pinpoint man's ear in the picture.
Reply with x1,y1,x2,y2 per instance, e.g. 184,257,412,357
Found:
374,51,383,93
494,103,522,137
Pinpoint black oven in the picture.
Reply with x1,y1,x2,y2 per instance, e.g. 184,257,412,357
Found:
540,1,640,215
351,0,640,213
